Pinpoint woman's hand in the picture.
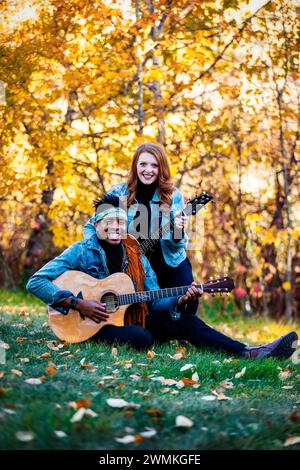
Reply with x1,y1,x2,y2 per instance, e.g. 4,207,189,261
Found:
174,214,188,231
177,282,202,306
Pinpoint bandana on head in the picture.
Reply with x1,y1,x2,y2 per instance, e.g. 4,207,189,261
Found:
95,207,127,223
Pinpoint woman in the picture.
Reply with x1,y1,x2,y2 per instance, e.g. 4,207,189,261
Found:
84,142,198,314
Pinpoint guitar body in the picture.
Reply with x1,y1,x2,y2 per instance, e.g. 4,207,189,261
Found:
48,271,135,343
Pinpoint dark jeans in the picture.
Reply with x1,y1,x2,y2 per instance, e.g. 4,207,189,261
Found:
151,256,198,315
93,324,153,350
146,306,246,356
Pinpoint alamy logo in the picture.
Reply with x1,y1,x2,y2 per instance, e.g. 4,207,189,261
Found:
0,340,7,364
0,81,6,105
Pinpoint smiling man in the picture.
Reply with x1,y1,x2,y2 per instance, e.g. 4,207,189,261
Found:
26,195,298,359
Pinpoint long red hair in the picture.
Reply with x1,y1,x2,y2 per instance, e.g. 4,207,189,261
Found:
127,142,174,206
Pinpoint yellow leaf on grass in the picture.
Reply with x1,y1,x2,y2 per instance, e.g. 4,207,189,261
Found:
45,366,57,376
69,398,92,410
39,353,51,359
147,350,156,359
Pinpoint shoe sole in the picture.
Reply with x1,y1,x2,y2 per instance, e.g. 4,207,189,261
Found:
267,331,298,359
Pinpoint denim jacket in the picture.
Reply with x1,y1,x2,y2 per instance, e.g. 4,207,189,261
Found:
26,234,182,320
83,183,188,268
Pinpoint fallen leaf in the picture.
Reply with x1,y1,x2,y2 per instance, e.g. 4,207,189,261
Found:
176,380,185,389
219,380,234,389
47,341,64,351
235,367,246,379
115,435,136,444
192,372,199,382
279,368,292,381
69,398,92,410
39,353,51,359
115,427,156,444
70,408,85,423
111,347,118,356
181,377,198,386
3,408,16,415
175,415,194,428
106,398,140,409
201,395,217,401
15,431,35,442
19,358,30,363
25,378,42,385
212,390,232,401
145,409,163,417
147,350,156,359
54,430,67,438
85,409,98,418
139,427,157,438
167,353,183,360
11,369,22,377
45,366,57,376
159,378,178,386
283,436,300,447
16,337,26,343
180,363,195,372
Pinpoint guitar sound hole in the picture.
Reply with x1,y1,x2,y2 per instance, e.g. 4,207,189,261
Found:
101,292,119,313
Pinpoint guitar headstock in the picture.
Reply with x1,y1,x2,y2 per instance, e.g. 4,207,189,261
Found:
202,277,235,294
184,191,213,216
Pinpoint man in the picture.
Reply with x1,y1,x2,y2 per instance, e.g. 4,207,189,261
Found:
27,195,298,359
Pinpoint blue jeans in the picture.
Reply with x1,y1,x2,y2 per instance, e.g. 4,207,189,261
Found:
151,256,198,315
146,307,246,355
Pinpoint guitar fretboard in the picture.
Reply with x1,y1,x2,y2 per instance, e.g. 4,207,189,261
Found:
139,198,209,255
118,285,201,305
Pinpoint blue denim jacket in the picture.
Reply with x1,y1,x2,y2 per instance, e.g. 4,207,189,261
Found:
26,234,182,320
83,183,188,268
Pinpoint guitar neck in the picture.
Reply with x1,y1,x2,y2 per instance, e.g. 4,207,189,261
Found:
118,285,199,306
139,204,197,254
137,192,212,255
139,217,176,254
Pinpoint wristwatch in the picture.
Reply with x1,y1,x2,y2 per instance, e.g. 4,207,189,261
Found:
69,296,78,310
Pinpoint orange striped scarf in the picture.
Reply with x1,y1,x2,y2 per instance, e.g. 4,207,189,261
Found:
122,236,148,328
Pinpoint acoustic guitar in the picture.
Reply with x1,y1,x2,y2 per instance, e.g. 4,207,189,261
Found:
48,271,234,343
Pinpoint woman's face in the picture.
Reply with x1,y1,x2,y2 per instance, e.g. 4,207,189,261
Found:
136,152,159,185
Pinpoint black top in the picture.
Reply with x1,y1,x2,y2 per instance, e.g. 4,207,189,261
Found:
98,238,123,274
134,181,164,269
134,180,157,239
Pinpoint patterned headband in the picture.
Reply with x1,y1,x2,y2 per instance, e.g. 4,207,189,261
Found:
94,207,127,223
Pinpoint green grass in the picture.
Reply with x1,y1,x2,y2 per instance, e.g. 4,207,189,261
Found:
0,293,300,450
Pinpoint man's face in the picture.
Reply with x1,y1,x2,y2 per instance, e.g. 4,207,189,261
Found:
94,217,127,244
